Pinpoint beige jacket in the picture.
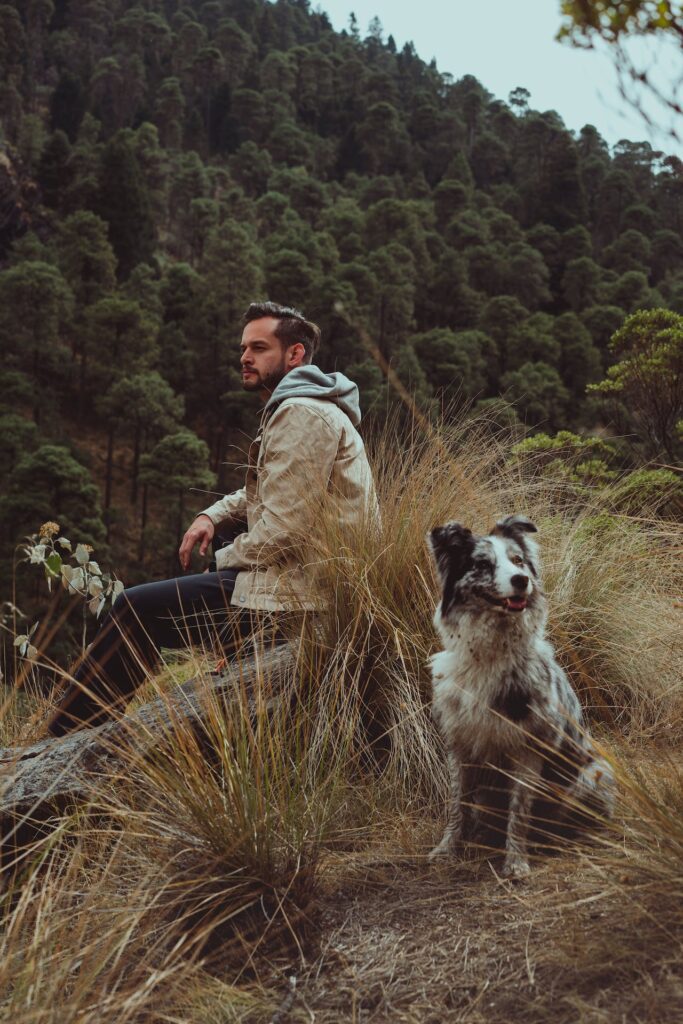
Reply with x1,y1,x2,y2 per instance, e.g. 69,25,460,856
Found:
200,373,376,612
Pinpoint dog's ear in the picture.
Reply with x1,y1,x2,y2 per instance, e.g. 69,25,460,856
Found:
427,522,474,588
492,514,540,576
492,514,538,538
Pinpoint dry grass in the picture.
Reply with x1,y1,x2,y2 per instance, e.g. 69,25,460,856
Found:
539,510,682,734
0,827,205,1023
0,413,681,1022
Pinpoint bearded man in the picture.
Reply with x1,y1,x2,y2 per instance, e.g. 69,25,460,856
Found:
48,301,376,734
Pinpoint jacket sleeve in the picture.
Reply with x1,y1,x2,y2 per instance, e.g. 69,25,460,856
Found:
216,403,338,571
199,487,247,527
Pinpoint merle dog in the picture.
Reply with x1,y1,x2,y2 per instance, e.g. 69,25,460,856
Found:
427,515,614,878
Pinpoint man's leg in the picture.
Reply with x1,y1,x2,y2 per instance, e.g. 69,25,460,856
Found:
47,570,253,735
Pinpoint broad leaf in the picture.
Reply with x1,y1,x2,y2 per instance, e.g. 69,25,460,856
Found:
75,543,91,565
45,552,62,577
28,544,47,564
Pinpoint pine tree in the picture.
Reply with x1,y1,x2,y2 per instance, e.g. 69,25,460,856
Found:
94,132,157,280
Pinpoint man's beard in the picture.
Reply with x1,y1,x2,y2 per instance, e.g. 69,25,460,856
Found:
242,364,288,394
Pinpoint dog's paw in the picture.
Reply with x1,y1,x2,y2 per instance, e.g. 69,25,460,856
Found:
428,835,461,862
501,855,531,880
428,844,452,863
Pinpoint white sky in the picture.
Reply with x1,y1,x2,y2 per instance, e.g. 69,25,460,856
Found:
317,0,682,157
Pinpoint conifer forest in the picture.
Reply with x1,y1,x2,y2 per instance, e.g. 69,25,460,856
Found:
1,0,682,620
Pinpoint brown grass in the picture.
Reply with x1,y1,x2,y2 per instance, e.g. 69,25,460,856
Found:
0,413,681,1022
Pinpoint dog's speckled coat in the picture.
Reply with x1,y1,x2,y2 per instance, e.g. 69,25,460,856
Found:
428,515,614,878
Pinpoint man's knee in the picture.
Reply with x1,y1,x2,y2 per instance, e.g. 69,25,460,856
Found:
106,583,164,660
111,583,151,621
111,576,192,637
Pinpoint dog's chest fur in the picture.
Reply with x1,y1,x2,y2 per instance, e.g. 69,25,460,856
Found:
430,612,558,760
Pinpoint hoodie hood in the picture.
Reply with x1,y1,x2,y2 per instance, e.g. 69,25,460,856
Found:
264,365,361,426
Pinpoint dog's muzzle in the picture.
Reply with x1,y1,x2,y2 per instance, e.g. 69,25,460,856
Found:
480,591,529,613
505,573,530,611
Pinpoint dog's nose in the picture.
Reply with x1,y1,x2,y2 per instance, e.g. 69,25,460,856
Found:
510,573,529,591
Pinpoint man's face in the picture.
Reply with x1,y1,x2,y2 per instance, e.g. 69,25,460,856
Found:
240,317,289,396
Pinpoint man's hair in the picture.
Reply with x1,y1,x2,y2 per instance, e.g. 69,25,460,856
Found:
242,301,321,363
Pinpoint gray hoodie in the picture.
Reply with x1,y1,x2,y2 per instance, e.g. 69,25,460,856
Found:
264,365,361,427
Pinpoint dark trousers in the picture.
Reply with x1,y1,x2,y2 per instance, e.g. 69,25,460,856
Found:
47,569,259,735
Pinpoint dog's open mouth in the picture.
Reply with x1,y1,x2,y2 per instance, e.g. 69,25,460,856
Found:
482,592,528,612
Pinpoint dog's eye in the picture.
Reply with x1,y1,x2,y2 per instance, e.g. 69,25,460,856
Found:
510,555,524,567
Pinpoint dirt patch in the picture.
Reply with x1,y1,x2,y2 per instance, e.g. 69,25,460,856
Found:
272,851,683,1023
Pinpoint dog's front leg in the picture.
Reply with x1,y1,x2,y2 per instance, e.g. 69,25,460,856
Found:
429,750,463,860
502,751,543,879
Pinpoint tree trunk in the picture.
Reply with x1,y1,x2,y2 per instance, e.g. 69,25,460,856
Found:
79,344,88,424
138,482,149,563
131,422,141,504
0,642,299,868
103,424,116,543
177,490,185,549
104,425,115,511
378,294,386,361
32,346,41,425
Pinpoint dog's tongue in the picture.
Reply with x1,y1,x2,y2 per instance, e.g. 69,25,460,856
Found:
505,596,527,611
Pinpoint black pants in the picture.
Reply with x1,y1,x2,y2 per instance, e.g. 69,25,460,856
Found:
47,569,260,735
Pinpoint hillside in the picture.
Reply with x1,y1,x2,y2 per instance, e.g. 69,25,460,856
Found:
0,0,682,598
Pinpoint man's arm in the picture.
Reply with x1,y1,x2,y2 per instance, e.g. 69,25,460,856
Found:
200,487,248,527
178,487,248,570
216,404,338,571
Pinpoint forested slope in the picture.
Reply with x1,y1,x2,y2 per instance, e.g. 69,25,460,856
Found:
1,0,682,596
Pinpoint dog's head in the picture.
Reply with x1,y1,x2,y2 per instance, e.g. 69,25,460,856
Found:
428,515,541,620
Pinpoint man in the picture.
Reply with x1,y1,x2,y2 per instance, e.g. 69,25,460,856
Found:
47,301,376,735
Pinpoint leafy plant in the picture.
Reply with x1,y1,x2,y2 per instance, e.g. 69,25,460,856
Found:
511,429,618,486
20,521,124,653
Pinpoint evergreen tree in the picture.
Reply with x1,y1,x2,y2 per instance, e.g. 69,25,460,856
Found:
562,257,602,312
412,327,490,403
0,260,73,424
106,372,183,503
37,130,74,210
139,429,215,572
50,70,87,141
94,131,157,279
501,362,570,431
0,444,105,555
0,412,39,481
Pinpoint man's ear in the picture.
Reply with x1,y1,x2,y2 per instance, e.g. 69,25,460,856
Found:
287,342,306,367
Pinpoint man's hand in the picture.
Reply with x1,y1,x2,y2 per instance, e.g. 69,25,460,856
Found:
179,515,215,570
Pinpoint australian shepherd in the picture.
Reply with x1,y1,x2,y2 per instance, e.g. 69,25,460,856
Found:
427,514,614,878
